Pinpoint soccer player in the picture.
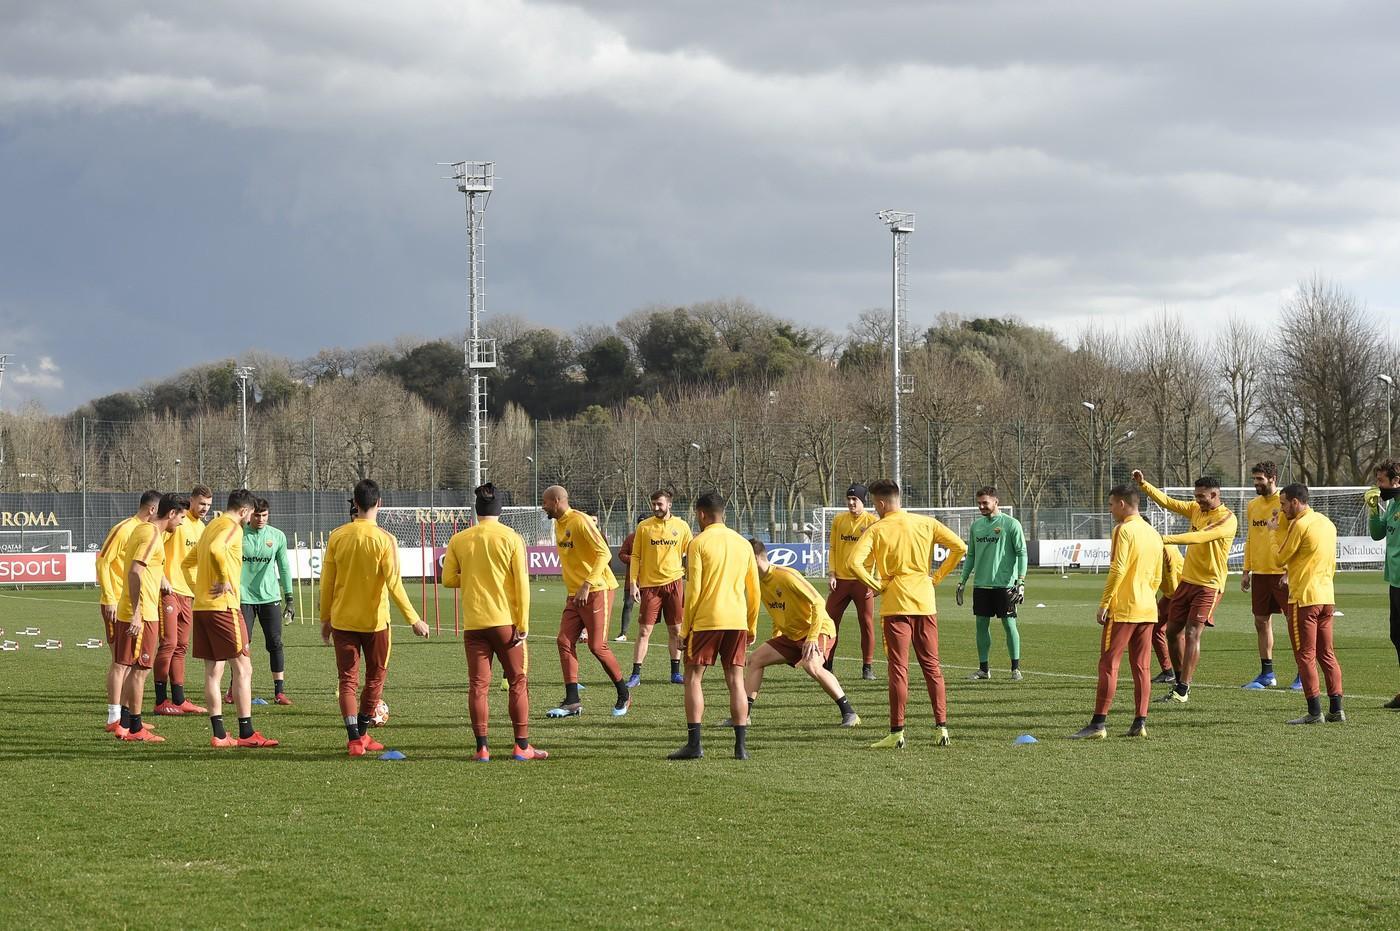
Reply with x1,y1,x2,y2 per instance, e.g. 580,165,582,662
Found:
1151,544,1184,683
1134,471,1238,704
1240,461,1301,691
956,486,1027,681
727,538,859,727
184,488,278,748
154,485,212,716
625,491,693,687
668,492,760,760
97,489,160,731
540,485,631,718
241,498,295,704
114,494,190,742
321,479,430,757
1274,484,1343,725
826,484,879,680
614,514,647,642
849,479,966,749
1070,486,1162,740
1365,459,1400,708
441,483,547,762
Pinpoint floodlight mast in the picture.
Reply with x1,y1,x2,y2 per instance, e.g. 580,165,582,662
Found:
444,160,498,491
0,354,9,473
877,210,915,490
234,365,255,487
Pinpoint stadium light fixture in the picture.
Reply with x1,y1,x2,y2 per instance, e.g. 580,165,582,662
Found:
234,365,256,488
443,160,497,491
175,458,182,490
1081,401,1096,411
877,210,914,488
689,442,701,450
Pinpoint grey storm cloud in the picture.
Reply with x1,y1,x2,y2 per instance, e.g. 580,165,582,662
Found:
2,0,1400,412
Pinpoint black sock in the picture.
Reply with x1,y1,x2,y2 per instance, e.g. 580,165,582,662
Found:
979,661,989,673
119,706,131,729
345,716,360,741
835,695,855,716
1307,696,1322,716
1328,693,1343,715
734,724,747,752
1132,716,1146,729
210,715,226,739
1160,668,1173,676
476,734,489,751
670,659,681,677
631,663,642,677
890,725,903,734
564,682,581,705
936,720,947,728
515,736,529,750
238,716,254,740
357,713,370,737
128,713,143,734
1174,682,1189,696
1011,659,1020,671
275,680,286,696
1090,713,1107,726
615,680,629,704
686,722,702,750
747,695,756,709
1262,658,1274,676
171,683,185,706
155,681,167,705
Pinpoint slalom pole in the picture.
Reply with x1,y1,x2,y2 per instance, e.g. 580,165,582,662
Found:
451,519,460,636
294,533,306,625
419,521,429,631
431,519,441,635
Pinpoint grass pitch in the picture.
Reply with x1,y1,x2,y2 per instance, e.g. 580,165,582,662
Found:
2,571,1398,929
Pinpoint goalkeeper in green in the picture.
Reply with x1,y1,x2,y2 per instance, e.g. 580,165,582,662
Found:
956,487,1027,680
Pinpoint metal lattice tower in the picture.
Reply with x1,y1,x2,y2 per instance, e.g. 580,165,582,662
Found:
877,210,915,489
445,161,497,490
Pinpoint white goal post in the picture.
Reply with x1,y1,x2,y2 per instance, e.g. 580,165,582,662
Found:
1145,486,1378,571
806,506,1011,578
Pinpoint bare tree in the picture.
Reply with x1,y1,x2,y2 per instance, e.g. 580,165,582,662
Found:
1218,315,1270,484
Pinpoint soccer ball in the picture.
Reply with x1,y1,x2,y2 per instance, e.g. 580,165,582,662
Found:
370,700,389,727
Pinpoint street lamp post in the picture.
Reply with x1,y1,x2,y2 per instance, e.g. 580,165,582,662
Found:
1081,401,1097,502
175,458,182,492
1379,374,1395,458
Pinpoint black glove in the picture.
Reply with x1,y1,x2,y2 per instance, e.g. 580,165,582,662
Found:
1008,582,1025,607
955,582,965,607
283,594,296,624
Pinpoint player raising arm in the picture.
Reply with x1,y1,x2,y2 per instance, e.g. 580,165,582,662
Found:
849,479,966,750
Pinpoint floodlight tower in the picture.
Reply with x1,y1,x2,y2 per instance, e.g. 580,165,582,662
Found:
234,365,255,488
445,160,498,491
0,354,9,473
877,211,915,489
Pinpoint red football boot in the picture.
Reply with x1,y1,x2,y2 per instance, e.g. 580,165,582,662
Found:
274,694,293,706
223,691,233,703
236,731,279,748
104,721,124,734
120,728,165,743
347,738,366,757
155,701,184,716
512,744,550,761
359,733,385,753
210,734,237,748
473,747,491,762
178,700,208,714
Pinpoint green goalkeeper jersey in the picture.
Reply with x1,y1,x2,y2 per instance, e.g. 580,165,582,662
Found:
959,513,1027,588
241,524,293,604
1368,497,1400,586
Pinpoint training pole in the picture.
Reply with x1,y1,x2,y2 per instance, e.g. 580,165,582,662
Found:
294,533,306,624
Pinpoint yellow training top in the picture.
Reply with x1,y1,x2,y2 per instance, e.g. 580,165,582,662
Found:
760,565,835,643
162,512,205,598
441,520,530,633
1099,515,1164,623
554,508,618,596
1159,544,1183,598
681,523,760,637
848,511,967,617
319,519,421,633
1276,509,1336,607
828,510,878,580
1143,482,1238,591
96,516,143,607
182,513,243,612
1243,493,1289,575
117,522,167,624
628,515,692,588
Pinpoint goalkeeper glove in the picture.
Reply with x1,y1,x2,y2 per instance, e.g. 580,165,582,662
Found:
1009,581,1025,607
283,594,295,624
955,582,965,607
1364,487,1382,511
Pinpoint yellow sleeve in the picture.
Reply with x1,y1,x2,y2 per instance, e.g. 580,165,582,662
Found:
441,540,461,589
681,540,702,638
1140,481,1193,518
319,538,338,623
95,524,124,605
1242,508,1253,572
207,524,239,585
181,538,199,574
792,572,826,641
848,528,881,592
1275,519,1303,565
1100,526,1127,610
929,520,968,586
827,517,841,572
1162,511,1237,545
578,516,611,582
381,536,420,624
626,528,640,586
511,533,530,634
745,553,761,639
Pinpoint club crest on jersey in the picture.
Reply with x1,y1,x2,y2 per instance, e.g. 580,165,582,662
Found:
994,528,1002,535
265,540,274,547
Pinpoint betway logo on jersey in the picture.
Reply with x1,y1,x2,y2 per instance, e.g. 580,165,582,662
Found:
649,538,681,547
0,553,66,582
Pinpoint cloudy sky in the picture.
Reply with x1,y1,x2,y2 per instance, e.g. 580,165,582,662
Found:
4,0,1399,412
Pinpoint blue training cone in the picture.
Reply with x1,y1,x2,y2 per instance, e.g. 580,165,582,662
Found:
251,697,269,705
1014,734,1039,745
379,750,406,761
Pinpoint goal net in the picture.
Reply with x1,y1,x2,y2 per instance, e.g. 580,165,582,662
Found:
806,506,1011,579
1144,486,1378,571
